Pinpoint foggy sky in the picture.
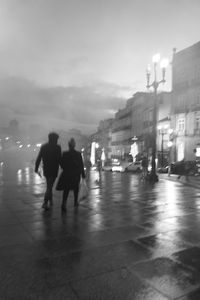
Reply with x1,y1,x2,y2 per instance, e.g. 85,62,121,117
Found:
0,0,200,135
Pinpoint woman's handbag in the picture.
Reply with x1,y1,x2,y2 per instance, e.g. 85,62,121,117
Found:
78,179,88,202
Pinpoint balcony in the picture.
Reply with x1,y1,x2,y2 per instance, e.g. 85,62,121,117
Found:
176,130,186,136
191,104,200,112
143,120,153,128
112,125,131,133
111,138,132,146
116,109,131,120
173,106,188,114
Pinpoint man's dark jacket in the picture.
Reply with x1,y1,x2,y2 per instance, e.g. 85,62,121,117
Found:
35,143,61,178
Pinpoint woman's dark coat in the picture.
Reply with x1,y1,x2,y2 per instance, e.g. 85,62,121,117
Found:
56,149,85,190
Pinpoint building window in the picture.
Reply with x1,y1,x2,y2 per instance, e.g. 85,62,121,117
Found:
177,119,185,132
195,117,200,129
149,110,153,121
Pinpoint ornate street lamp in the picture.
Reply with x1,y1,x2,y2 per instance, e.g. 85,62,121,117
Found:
158,124,169,167
146,54,168,182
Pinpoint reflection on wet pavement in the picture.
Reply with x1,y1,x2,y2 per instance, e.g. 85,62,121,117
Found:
1,167,200,298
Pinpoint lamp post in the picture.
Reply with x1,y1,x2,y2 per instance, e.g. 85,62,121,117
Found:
146,54,168,182
158,124,169,167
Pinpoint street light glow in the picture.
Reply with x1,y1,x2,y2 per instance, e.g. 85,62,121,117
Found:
160,58,169,69
146,64,151,74
152,53,160,63
167,141,173,147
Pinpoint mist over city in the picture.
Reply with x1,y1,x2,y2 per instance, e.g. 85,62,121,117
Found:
0,0,199,136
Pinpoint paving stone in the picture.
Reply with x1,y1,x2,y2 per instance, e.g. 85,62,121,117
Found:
0,225,33,247
130,257,200,298
0,281,77,300
173,247,200,272
138,233,189,258
74,225,150,248
70,268,170,300
0,240,153,296
37,240,152,283
179,287,200,299
165,229,200,245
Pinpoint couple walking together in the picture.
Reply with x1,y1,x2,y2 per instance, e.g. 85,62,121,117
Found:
35,133,86,212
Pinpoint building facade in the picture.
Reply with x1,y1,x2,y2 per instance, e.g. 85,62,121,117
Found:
171,41,200,162
111,100,132,160
92,91,172,165
97,119,113,161
89,119,113,164
130,91,171,165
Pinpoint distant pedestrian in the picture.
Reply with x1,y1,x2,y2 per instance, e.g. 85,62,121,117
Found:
85,158,91,180
141,155,148,179
56,138,86,212
35,132,61,210
96,158,102,182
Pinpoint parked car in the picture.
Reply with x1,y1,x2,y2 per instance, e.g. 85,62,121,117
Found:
125,161,142,172
102,162,112,171
112,161,131,172
170,160,198,175
196,160,200,175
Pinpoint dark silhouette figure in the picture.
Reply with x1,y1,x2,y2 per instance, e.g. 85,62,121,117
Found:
141,154,148,179
57,138,85,212
96,158,102,182
35,132,61,210
85,158,92,180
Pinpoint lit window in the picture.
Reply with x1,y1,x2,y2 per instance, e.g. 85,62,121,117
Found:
196,148,200,157
177,119,185,132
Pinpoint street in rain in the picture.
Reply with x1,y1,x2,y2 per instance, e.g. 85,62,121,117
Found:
1,0,200,299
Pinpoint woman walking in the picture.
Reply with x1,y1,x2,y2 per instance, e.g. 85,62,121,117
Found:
57,138,85,212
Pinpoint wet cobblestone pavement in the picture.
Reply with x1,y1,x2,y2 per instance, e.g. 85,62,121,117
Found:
1,167,200,299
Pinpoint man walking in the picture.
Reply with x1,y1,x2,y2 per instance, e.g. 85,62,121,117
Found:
35,132,61,210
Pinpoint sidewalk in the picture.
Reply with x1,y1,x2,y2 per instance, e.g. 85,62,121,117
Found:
1,169,200,299
160,173,200,189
